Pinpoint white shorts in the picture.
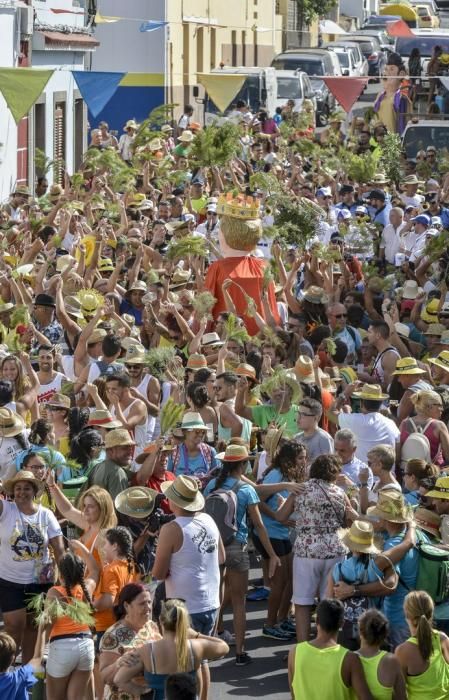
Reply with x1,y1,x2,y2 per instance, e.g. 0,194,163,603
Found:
292,555,344,606
46,637,95,677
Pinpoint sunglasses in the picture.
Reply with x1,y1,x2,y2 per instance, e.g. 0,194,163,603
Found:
125,364,141,369
333,313,347,319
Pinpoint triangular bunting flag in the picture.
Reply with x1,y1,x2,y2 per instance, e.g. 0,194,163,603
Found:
386,19,414,37
440,77,449,92
72,71,125,118
0,68,53,124
95,13,121,23
140,21,167,32
322,77,369,113
197,73,247,113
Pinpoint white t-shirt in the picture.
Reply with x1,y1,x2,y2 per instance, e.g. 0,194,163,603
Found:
338,412,400,464
0,501,62,584
0,435,30,481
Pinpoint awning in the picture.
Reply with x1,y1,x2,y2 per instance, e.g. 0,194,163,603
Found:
35,30,99,49
319,20,347,35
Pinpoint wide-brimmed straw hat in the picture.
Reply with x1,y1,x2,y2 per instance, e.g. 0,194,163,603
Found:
104,428,135,449
3,470,44,496
215,444,250,461
401,174,424,187
392,357,426,376
46,393,71,410
367,490,412,523
294,355,317,384
180,412,206,431
340,520,379,554
115,487,158,519
0,408,25,437
429,350,449,372
177,130,194,143
303,286,329,305
235,363,259,383
135,442,174,465
426,476,449,501
353,383,388,400
414,507,441,538
88,409,122,430
424,323,445,337
123,345,146,365
186,353,208,370
161,475,205,511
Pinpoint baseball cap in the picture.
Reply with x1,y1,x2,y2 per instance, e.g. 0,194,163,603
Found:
355,205,368,215
411,214,431,226
367,189,386,201
340,185,354,195
316,187,332,198
207,204,217,213
337,209,352,220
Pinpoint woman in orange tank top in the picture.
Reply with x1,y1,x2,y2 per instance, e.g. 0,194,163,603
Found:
45,549,99,700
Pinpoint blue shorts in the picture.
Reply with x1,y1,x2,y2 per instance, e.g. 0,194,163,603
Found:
190,608,219,636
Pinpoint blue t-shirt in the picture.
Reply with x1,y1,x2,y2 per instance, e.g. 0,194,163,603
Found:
0,664,37,700
119,299,143,326
404,490,419,507
258,468,290,541
332,554,380,586
204,476,259,544
382,530,424,626
167,445,217,477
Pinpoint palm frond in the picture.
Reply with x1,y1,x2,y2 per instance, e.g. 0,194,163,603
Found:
192,291,217,320
224,313,250,346
167,236,208,260
160,398,185,436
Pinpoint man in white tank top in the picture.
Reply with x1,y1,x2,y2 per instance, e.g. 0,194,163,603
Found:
36,345,68,404
123,345,161,443
105,373,148,468
364,320,401,390
153,475,225,700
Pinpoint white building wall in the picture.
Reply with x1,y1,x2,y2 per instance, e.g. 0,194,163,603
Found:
91,0,165,74
0,7,20,203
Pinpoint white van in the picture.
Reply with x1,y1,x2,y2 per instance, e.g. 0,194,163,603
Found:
274,70,316,113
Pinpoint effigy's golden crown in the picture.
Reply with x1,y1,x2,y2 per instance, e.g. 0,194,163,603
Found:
217,192,260,220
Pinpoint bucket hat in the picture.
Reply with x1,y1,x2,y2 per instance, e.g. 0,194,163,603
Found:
392,357,426,376
340,520,379,554
367,490,412,523
0,408,25,437
115,486,158,519
161,475,205,511
3,470,44,497
180,412,207,431
104,428,135,449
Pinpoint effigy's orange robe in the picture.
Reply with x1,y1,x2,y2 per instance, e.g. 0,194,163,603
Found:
204,256,280,336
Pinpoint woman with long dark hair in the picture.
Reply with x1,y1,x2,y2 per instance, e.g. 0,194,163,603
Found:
45,550,99,700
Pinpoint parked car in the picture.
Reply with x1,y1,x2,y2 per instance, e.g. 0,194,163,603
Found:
274,70,316,115
326,41,369,77
271,50,338,126
410,0,441,27
344,35,387,79
402,119,449,158
362,14,402,30
395,29,449,77
357,28,394,51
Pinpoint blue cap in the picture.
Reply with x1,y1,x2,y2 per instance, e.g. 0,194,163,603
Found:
316,187,332,198
337,209,351,220
411,214,431,226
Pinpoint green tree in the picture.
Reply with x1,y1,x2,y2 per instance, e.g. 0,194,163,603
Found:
295,0,338,26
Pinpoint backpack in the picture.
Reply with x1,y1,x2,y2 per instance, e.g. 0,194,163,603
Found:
204,481,243,546
400,418,432,472
404,530,449,605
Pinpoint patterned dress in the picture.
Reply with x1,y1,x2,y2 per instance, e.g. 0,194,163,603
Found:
100,619,161,700
293,479,348,560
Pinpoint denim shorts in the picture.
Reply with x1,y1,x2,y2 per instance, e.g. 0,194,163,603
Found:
225,540,250,572
47,637,95,677
190,608,219,636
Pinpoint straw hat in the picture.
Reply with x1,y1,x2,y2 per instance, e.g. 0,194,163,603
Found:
121,337,143,351
56,255,76,273
76,289,103,316
414,507,441,539
426,476,449,501
47,393,70,410
303,286,329,305
321,373,337,393
149,137,163,152
264,427,284,460
424,323,445,337
128,280,147,294
104,428,135,449
201,332,224,348
216,444,250,461
180,412,206,431
370,172,389,185
401,174,424,186
177,130,194,143
64,296,84,320
353,384,388,400
392,357,426,376
235,363,259,383
3,470,44,497
99,258,114,273
88,328,107,345
402,280,423,300
186,353,208,370
367,490,412,523
135,442,174,465
161,124,173,133
115,486,158,519
88,409,122,430
161,475,205,511
123,345,146,365
394,322,410,339
340,520,379,554
294,355,315,384
429,350,449,372
124,119,139,131
170,269,192,289
0,408,25,437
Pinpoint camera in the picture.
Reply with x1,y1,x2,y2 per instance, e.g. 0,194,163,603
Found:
147,493,175,532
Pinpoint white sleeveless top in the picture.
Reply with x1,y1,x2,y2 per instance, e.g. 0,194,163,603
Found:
136,374,156,443
37,373,65,404
164,513,221,614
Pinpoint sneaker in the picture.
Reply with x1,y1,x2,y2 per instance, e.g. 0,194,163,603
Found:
246,587,270,601
279,619,296,635
218,630,236,645
263,624,294,641
235,652,252,666
250,576,264,588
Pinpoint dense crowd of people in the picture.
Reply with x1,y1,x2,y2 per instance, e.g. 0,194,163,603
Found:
1,56,449,698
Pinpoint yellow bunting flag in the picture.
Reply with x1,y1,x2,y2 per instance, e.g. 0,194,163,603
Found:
197,73,247,113
95,12,121,23
0,68,53,124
